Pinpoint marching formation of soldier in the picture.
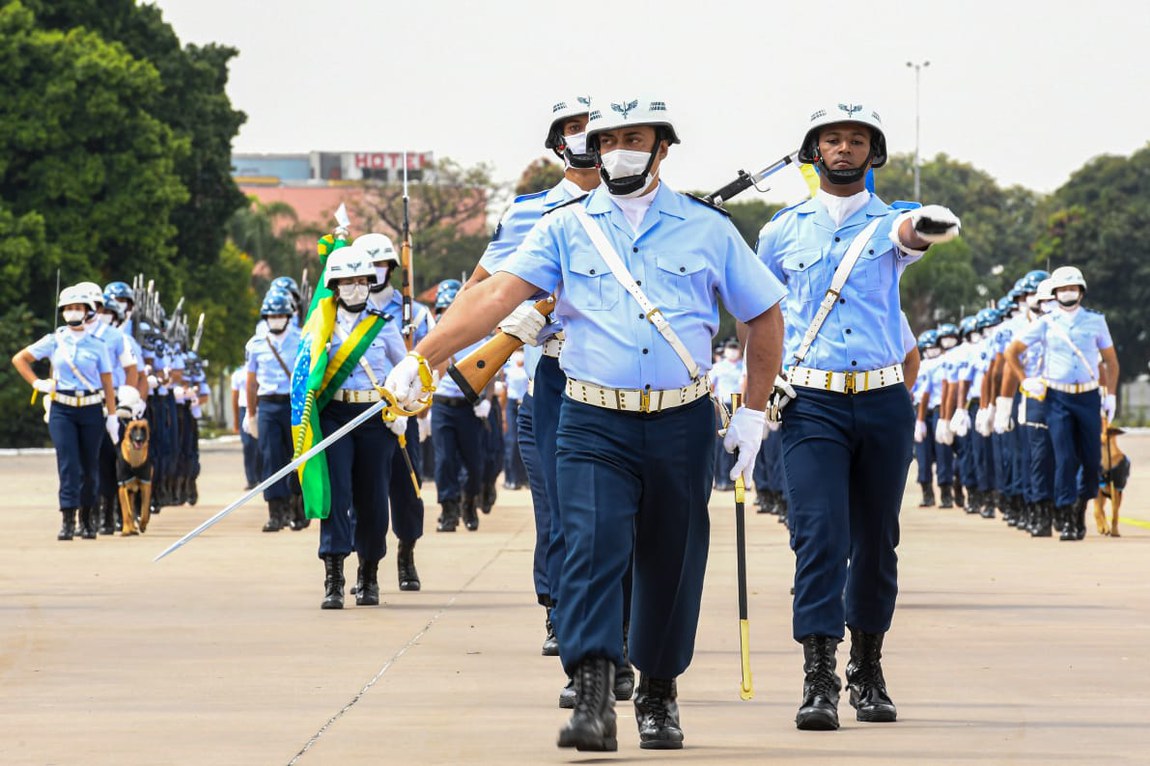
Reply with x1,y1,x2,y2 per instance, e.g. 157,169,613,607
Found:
15,91,1131,757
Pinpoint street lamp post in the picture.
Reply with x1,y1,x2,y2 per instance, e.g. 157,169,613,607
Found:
906,60,930,202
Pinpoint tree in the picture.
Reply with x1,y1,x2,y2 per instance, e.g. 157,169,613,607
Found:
352,157,501,291
1032,145,1150,381
227,197,306,284
515,157,565,196
184,241,260,370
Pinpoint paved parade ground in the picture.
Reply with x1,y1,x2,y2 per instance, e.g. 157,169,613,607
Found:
2,435,1148,765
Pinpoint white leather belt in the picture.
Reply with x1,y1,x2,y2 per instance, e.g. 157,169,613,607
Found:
789,364,904,395
333,388,382,403
542,333,565,358
565,376,709,414
54,392,104,407
1046,380,1098,394
527,378,535,397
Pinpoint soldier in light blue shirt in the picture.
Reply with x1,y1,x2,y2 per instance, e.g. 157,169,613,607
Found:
385,96,785,752
12,285,117,541
757,103,960,730
1007,266,1119,540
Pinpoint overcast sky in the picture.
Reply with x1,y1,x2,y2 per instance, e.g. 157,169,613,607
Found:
153,0,1150,207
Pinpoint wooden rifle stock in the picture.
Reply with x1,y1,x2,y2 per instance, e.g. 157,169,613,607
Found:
446,298,554,404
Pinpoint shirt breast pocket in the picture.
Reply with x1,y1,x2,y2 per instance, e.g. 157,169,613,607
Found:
651,253,708,309
565,252,619,311
856,236,895,295
781,249,823,304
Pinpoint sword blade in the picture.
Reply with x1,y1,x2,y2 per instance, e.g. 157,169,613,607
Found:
154,396,390,561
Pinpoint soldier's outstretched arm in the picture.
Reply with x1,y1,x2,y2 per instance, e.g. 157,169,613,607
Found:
416,272,541,368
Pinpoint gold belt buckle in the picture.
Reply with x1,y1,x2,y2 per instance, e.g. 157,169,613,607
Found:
843,371,857,394
639,388,651,413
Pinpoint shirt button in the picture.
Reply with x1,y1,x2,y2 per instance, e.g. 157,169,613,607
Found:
589,269,596,275
835,236,841,242
845,329,852,335
798,262,804,268
633,247,639,253
636,280,642,286
869,249,875,254
679,266,686,273
851,360,858,367
839,298,846,304
642,348,649,354
638,313,644,319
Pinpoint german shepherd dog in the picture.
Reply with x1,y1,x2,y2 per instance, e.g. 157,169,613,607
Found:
117,418,153,535
1095,425,1130,537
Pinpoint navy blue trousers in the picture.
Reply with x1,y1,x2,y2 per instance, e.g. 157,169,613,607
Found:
536,357,568,614
782,386,913,641
915,408,936,484
503,397,526,488
713,413,737,490
1022,396,1055,503
318,401,395,563
1047,389,1102,507
48,402,104,508
483,398,504,485
239,407,262,487
555,395,714,679
929,408,955,487
970,402,995,493
431,399,484,502
518,392,551,600
1009,394,1029,499
388,415,424,542
257,399,293,501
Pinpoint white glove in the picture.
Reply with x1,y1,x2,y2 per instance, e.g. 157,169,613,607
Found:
173,385,185,403
765,419,780,433
950,408,971,438
1103,393,1117,422
190,403,202,419
242,411,259,439
493,380,506,396
147,374,159,390
974,407,992,437
105,414,120,443
384,354,436,410
473,399,492,419
418,415,431,442
1020,377,1046,398
723,407,766,485
993,396,1014,434
498,303,547,347
387,415,409,437
33,379,55,394
935,418,954,446
914,419,927,443
911,204,961,244
767,374,797,423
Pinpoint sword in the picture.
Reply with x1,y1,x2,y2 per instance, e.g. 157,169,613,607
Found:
706,151,800,206
397,433,421,495
731,393,754,700
156,393,394,561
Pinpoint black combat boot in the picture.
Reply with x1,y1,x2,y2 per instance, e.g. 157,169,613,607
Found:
953,484,965,509
796,635,841,730
98,498,116,535
965,489,979,515
938,484,954,509
615,622,635,701
58,508,77,541
846,627,898,722
541,599,559,656
918,482,935,507
1032,501,1053,537
1073,497,1088,540
635,675,684,749
754,489,769,512
777,496,789,528
262,498,284,532
355,559,380,606
1057,505,1076,541
436,499,460,532
397,539,420,591
461,493,479,531
480,481,497,514
321,554,346,609
559,676,576,709
187,478,198,506
77,506,98,539
557,657,617,752
288,495,308,531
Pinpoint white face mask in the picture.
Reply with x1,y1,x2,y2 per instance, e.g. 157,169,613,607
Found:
371,265,392,290
564,131,588,156
1026,294,1039,311
1040,300,1056,314
968,331,982,343
97,313,114,325
1056,287,1081,308
722,349,740,362
600,149,656,198
924,347,941,359
338,283,370,307
940,337,958,350
266,316,290,334
62,309,86,326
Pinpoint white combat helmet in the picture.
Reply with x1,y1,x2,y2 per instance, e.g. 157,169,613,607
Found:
1048,265,1087,292
324,245,377,289
58,284,100,312
798,103,888,169
586,96,681,144
354,232,399,266
73,281,106,307
545,96,592,149
1035,277,1055,302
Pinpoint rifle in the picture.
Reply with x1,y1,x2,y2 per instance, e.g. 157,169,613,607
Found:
298,268,311,327
400,151,415,351
445,151,801,403
192,314,205,353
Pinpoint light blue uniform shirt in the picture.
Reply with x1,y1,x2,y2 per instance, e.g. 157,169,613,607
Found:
435,337,490,398
231,367,248,410
758,193,921,371
29,328,112,391
327,312,406,391
914,356,945,409
371,288,434,345
899,313,916,356
246,325,302,396
943,344,972,385
502,184,784,391
1017,308,1113,385
88,322,134,388
482,179,584,347
969,337,994,395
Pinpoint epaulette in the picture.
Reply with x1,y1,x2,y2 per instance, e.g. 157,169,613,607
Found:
685,193,731,217
770,200,805,222
889,200,922,211
512,189,549,204
1084,307,1101,315
542,194,589,216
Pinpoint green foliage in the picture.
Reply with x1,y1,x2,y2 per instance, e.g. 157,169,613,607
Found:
184,242,259,369
228,197,305,298
899,238,982,330
0,304,52,448
1032,145,1150,380
515,157,565,196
